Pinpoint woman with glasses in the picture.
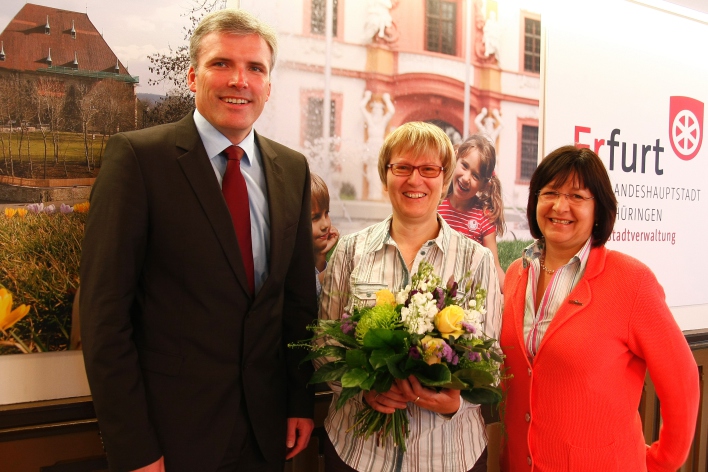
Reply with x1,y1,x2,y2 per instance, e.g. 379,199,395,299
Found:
319,122,501,472
500,145,699,471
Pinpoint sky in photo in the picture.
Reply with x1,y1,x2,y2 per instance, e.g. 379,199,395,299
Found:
0,0,226,94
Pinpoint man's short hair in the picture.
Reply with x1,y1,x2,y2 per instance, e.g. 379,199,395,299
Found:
190,9,278,71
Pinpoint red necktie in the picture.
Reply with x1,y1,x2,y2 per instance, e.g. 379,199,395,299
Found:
222,146,254,294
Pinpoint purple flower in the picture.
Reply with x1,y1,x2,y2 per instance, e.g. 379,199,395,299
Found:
26,203,43,214
44,204,56,214
433,287,445,310
441,343,456,363
408,346,421,360
60,203,73,214
341,320,355,335
461,322,477,334
405,289,419,307
340,313,357,335
447,280,458,298
466,351,481,362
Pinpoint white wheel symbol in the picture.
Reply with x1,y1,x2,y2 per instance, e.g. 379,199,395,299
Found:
672,109,700,156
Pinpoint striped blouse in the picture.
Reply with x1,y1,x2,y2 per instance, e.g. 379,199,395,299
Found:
319,215,501,472
522,238,592,357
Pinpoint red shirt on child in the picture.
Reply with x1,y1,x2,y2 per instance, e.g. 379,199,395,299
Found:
437,198,495,244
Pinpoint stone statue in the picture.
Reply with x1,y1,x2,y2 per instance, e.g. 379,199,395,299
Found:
364,0,398,43
474,107,503,144
483,11,501,59
361,90,395,200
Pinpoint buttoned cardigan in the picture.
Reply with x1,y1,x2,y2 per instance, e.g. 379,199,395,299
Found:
500,245,699,472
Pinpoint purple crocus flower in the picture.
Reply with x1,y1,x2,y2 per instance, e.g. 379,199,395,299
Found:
44,204,56,214
27,203,43,214
60,203,73,214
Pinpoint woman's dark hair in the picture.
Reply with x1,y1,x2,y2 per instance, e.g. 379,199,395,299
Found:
527,145,617,247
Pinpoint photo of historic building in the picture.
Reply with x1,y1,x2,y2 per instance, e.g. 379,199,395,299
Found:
245,0,540,230
0,3,137,187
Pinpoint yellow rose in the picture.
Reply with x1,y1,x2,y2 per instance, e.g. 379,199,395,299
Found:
375,289,396,307
434,305,465,339
0,288,31,331
421,335,446,365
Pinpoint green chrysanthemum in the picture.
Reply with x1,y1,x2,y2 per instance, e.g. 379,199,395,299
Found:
354,304,400,342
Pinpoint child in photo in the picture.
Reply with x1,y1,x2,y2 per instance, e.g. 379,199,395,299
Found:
311,173,339,296
438,135,506,288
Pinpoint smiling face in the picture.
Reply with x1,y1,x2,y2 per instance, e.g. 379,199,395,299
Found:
188,32,272,144
536,175,596,256
450,148,485,209
384,150,445,227
311,200,332,253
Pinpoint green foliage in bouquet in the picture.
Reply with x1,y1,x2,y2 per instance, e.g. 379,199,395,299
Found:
294,262,503,451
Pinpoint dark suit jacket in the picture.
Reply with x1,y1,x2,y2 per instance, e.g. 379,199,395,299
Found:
80,114,317,472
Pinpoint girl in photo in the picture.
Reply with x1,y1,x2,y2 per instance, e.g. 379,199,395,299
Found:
438,135,506,288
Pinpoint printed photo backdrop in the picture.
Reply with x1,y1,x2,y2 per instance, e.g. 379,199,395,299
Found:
1,0,544,404
2,0,706,407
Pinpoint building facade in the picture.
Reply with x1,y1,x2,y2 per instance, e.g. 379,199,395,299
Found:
0,3,138,134
243,0,541,222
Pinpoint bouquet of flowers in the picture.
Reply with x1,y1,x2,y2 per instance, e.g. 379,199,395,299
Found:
297,262,502,451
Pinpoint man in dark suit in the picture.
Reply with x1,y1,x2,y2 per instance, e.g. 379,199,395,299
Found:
80,9,316,472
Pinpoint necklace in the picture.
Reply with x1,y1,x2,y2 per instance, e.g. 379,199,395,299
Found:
539,253,556,275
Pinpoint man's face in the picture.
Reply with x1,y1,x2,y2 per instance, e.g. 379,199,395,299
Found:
188,32,272,144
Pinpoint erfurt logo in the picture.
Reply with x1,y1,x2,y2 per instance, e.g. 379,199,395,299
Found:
669,96,703,161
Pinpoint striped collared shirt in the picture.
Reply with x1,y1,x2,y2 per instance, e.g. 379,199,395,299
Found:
522,238,592,358
319,215,501,472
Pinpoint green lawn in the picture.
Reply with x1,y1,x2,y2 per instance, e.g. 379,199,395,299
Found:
498,239,532,270
0,130,107,164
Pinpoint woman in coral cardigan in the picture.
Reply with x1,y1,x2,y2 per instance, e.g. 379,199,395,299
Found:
500,145,699,472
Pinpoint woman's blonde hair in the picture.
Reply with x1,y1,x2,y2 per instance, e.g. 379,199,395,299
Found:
377,122,456,192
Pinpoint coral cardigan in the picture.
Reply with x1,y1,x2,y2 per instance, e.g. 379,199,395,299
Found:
500,246,699,472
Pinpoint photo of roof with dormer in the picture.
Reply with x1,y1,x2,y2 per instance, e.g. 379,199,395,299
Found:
0,3,138,83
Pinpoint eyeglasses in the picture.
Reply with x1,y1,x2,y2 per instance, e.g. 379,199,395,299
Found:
537,191,595,204
387,164,445,178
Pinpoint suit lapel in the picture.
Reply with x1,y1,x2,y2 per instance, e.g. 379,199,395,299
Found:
174,115,252,297
256,132,285,297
